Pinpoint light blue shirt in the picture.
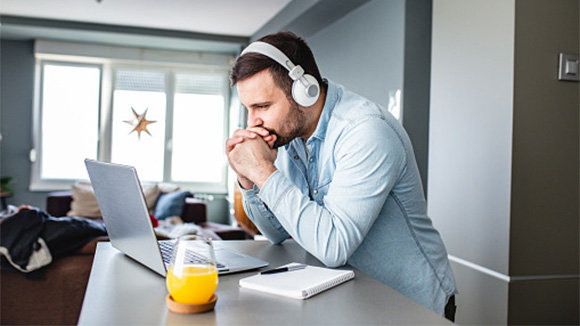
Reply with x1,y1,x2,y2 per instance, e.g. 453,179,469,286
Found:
241,80,457,315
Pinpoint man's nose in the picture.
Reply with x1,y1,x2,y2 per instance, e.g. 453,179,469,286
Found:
247,111,263,128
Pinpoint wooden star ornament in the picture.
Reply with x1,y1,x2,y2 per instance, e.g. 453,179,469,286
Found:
123,107,156,139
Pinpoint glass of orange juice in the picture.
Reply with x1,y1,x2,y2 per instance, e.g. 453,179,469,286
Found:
166,235,218,305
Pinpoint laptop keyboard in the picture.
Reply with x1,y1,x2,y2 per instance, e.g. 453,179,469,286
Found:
159,241,226,269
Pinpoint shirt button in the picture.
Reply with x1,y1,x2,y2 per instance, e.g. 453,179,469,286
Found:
313,189,318,194
309,158,313,163
294,156,299,160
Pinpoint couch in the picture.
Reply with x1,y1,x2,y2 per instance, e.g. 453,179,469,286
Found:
45,190,248,240
0,191,247,325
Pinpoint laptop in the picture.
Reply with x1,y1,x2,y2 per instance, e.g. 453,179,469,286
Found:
84,159,269,277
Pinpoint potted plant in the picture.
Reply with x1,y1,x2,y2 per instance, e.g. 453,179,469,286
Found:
0,176,14,196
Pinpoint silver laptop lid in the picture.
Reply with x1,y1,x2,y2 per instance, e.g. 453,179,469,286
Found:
85,159,269,277
85,159,167,276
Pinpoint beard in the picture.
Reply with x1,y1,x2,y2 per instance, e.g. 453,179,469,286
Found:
265,101,308,149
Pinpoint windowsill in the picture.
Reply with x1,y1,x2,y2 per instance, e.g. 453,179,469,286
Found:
29,179,228,195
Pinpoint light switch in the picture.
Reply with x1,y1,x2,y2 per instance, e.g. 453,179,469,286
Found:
565,60,578,76
558,53,579,82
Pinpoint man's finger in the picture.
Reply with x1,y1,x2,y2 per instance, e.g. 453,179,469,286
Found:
227,129,260,153
263,134,277,148
233,129,258,139
247,127,271,137
225,137,243,153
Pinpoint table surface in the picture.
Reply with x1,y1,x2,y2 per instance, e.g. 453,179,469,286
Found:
78,240,451,325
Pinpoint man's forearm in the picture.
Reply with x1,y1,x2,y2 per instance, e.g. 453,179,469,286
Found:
237,164,276,190
241,185,289,244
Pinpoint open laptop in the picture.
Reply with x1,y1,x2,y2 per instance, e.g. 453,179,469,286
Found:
84,159,268,277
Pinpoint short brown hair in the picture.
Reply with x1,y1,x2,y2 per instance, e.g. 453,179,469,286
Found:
230,31,323,103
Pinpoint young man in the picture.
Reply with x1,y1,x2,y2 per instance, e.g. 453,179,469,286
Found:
226,31,457,320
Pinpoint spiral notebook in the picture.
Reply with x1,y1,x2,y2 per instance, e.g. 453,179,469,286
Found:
239,263,355,299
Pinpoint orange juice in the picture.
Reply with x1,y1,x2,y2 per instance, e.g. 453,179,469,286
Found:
166,264,218,304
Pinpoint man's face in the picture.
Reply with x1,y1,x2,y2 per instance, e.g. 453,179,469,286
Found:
237,69,307,148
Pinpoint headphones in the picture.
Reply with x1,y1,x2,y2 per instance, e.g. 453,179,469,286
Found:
241,41,320,107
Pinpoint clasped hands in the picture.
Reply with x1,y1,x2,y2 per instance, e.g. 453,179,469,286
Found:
226,127,278,190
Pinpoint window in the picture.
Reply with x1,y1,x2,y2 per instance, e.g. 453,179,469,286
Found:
172,73,226,184
39,62,101,180
110,70,167,181
31,51,232,193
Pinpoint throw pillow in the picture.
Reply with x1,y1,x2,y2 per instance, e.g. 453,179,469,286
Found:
154,190,192,220
67,182,101,218
67,182,161,218
142,184,162,212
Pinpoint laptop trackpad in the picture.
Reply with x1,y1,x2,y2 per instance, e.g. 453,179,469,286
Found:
214,248,268,274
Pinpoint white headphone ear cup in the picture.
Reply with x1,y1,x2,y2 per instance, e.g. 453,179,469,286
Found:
292,74,320,107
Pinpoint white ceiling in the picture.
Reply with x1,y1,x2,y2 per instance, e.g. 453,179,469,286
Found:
0,0,292,37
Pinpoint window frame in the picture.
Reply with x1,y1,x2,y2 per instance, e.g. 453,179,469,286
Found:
30,60,104,191
31,57,232,194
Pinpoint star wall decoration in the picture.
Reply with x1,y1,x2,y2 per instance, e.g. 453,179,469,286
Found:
123,107,157,139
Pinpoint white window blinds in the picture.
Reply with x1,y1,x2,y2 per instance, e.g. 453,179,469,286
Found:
175,73,225,96
115,70,166,92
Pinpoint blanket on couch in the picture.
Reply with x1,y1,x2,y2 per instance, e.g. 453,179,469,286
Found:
0,206,106,273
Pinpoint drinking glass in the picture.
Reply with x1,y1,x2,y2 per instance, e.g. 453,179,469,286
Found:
166,235,218,305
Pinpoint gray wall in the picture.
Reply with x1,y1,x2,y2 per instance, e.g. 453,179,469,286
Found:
401,0,432,195
429,0,579,324
0,40,49,208
511,0,579,279
508,0,579,323
306,0,405,110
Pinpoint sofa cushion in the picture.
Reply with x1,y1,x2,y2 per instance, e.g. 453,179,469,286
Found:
67,182,160,218
154,190,192,220
157,183,181,193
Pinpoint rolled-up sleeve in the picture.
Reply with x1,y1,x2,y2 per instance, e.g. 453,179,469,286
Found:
240,181,289,244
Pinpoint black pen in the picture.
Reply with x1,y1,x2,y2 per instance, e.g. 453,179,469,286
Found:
260,264,307,274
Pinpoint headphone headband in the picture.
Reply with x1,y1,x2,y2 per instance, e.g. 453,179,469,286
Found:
241,41,296,72
240,41,320,107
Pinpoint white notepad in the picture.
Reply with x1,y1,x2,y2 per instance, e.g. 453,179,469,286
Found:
239,263,355,299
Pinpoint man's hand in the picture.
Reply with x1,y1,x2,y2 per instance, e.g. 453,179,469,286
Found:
226,128,277,189
226,127,276,153
229,137,278,189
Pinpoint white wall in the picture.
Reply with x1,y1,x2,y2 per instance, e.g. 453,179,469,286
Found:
429,0,514,275
428,0,515,323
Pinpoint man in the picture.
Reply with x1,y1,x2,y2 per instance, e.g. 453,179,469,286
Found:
226,31,457,320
